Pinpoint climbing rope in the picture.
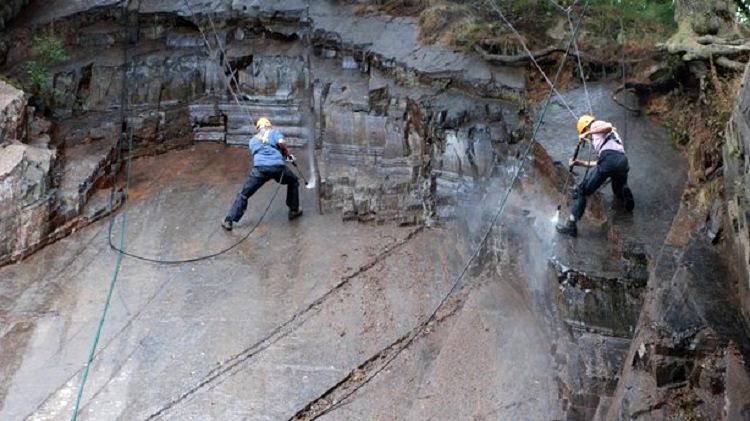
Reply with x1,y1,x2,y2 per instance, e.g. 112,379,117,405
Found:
619,11,629,152
552,0,599,218
181,0,254,123
73,0,286,416
106,0,287,265
307,2,591,418
71,2,141,419
567,6,593,115
484,0,579,120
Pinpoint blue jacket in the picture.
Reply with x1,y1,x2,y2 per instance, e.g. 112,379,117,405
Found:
250,128,284,167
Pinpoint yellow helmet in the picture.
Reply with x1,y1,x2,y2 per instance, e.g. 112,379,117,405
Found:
577,114,595,135
255,117,272,129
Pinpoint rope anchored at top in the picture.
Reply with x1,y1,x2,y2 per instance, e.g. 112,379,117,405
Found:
484,0,580,120
302,1,592,418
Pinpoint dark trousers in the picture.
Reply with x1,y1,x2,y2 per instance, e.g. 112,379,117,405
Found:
571,150,630,221
226,165,299,222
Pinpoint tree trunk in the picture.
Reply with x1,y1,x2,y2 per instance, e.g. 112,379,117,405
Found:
664,0,746,71
674,0,737,37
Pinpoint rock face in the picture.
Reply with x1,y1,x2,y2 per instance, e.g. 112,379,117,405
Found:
0,0,525,230
1,2,746,419
0,0,28,29
597,66,750,417
725,64,750,322
0,80,57,263
0,80,24,142
606,233,750,420
0,141,55,260
0,82,117,266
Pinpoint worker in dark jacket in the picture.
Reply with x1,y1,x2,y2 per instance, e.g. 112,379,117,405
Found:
222,117,302,231
556,114,634,237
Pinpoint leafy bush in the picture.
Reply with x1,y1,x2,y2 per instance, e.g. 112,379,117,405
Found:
22,35,68,102
586,0,676,41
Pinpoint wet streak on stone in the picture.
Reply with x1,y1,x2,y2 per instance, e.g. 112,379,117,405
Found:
290,279,472,421
144,226,423,420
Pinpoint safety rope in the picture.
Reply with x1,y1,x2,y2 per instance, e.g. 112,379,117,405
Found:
553,0,598,217
485,1,579,120
619,11,629,152
308,1,591,418
108,182,281,264
73,0,287,416
181,0,254,123
106,0,287,265
567,5,592,115
547,0,573,14
71,2,140,419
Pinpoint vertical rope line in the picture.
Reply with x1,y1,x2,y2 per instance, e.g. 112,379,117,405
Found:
568,9,593,114
619,7,628,152
306,2,592,418
485,0,579,120
180,0,254,124
70,1,140,419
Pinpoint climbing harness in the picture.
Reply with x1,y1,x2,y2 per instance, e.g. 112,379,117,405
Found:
550,1,599,222
260,130,270,144
597,129,623,152
308,2,592,418
72,4,290,417
104,0,290,264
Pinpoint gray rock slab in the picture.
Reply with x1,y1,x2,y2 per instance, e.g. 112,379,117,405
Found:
0,144,468,420
308,2,524,91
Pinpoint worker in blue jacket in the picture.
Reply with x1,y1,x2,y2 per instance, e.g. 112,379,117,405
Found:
222,117,302,231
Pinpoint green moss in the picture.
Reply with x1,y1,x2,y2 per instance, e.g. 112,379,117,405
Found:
0,73,22,90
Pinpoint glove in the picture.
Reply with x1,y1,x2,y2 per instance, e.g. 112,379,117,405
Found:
285,154,296,163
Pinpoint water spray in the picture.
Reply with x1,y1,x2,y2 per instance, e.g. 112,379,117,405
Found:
290,160,314,189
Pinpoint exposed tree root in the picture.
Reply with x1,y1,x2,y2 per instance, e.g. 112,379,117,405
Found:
474,44,645,67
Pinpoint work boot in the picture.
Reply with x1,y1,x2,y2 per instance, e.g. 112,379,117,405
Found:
221,218,233,231
556,219,577,237
288,208,303,221
622,187,635,212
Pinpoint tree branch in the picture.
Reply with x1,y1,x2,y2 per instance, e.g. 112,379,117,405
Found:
715,55,746,70
473,44,560,66
474,44,644,67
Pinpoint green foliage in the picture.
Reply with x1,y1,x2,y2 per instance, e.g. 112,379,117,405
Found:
0,73,21,90
21,35,68,100
491,0,554,18
666,121,689,146
586,0,676,41
32,36,68,63
735,0,750,19
498,0,676,42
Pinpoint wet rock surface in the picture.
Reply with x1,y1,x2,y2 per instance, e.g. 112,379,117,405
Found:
0,145,500,420
0,0,28,29
725,65,750,323
608,235,750,420
0,2,748,420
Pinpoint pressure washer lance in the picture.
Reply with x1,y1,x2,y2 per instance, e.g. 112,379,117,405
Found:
286,155,314,189
552,139,583,223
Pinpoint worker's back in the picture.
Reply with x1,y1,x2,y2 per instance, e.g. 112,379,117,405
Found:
250,128,284,167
